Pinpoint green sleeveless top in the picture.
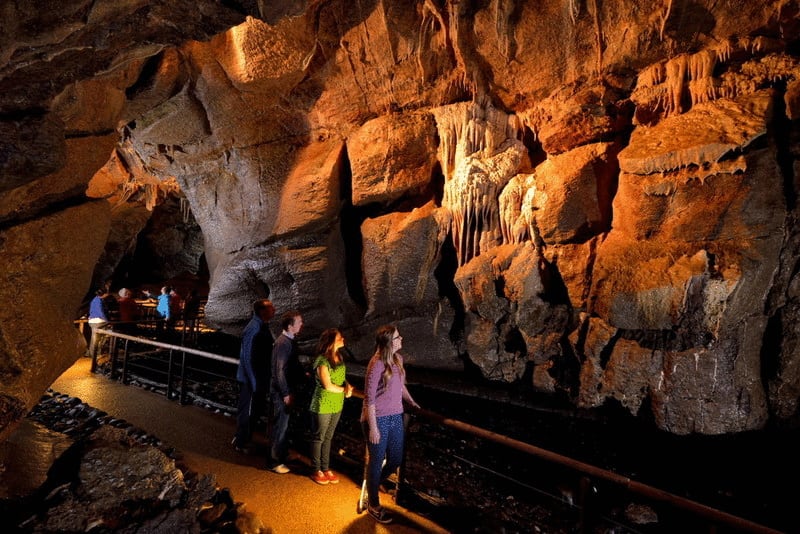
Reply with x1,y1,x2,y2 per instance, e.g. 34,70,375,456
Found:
309,355,347,414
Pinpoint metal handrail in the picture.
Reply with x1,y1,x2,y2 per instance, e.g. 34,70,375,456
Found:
93,327,237,404
86,327,781,534
95,328,236,363
409,406,781,534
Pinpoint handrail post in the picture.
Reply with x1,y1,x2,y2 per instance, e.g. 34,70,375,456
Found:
578,476,593,533
109,332,118,380
396,411,412,505
179,350,187,405
90,335,98,373
120,335,129,385
167,346,175,400
123,338,130,379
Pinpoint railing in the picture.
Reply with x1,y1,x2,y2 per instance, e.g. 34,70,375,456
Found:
405,406,781,534
91,327,237,406
85,327,783,534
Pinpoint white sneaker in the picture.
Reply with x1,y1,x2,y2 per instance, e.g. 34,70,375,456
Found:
271,464,290,474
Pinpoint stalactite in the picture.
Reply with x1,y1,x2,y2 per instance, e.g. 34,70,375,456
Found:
590,0,602,76
568,0,581,25
117,180,139,205
498,173,536,245
145,183,157,211
664,54,688,115
180,197,191,223
417,0,449,84
659,0,673,42
739,36,752,53
494,0,515,60
637,63,661,89
301,40,318,71
715,38,734,62
687,49,716,106
436,101,527,266
634,33,796,124
522,184,541,247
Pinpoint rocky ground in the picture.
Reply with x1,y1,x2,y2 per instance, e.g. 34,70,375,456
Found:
1,391,265,534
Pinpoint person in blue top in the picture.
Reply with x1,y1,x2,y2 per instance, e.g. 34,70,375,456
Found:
308,328,353,485
268,310,303,474
156,286,172,334
156,286,171,319
87,288,110,357
232,299,275,453
156,286,180,335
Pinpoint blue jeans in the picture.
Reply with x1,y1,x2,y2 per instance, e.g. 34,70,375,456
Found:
310,410,342,471
270,393,291,465
363,413,404,507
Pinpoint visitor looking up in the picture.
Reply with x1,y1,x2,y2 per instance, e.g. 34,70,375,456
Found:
360,324,420,524
268,310,304,474
308,328,353,485
232,299,275,453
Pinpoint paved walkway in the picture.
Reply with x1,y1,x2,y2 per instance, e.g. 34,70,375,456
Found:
51,357,449,534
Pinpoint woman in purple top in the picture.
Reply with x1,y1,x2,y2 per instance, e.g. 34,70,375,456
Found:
360,324,419,524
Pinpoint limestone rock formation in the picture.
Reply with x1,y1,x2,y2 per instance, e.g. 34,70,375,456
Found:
1,0,800,440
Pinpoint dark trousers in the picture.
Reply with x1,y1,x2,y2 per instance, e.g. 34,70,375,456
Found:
234,382,265,446
270,393,291,465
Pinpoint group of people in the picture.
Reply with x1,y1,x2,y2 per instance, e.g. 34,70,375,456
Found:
232,298,419,525
86,283,204,355
154,286,201,335
86,286,141,354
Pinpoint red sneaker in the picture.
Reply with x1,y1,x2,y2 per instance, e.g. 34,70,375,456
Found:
324,470,340,484
311,471,329,485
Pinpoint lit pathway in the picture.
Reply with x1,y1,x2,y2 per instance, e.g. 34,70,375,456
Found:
51,357,449,534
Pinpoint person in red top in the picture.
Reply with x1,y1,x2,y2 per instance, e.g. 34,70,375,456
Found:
168,287,183,323
117,288,139,323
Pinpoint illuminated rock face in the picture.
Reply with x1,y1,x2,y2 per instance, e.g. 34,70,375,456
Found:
1,0,800,438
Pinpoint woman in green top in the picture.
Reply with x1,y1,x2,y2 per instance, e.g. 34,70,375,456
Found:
309,328,353,485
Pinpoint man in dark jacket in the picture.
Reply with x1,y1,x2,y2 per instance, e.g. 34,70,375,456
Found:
232,299,275,452
268,309,303,473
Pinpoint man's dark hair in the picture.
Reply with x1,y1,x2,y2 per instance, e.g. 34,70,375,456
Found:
253,299,274,314
279,310,301,331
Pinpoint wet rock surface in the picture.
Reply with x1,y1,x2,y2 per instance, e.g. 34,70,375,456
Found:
1,391,265,533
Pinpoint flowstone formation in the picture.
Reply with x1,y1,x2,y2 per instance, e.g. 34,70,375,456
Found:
1,0,800,439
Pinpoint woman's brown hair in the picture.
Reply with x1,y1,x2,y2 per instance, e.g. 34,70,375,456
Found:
374,324,404,388
315,328,343,367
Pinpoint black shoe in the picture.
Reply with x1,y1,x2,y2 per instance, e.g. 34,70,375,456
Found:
368,505,392,524
231,437,250,454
